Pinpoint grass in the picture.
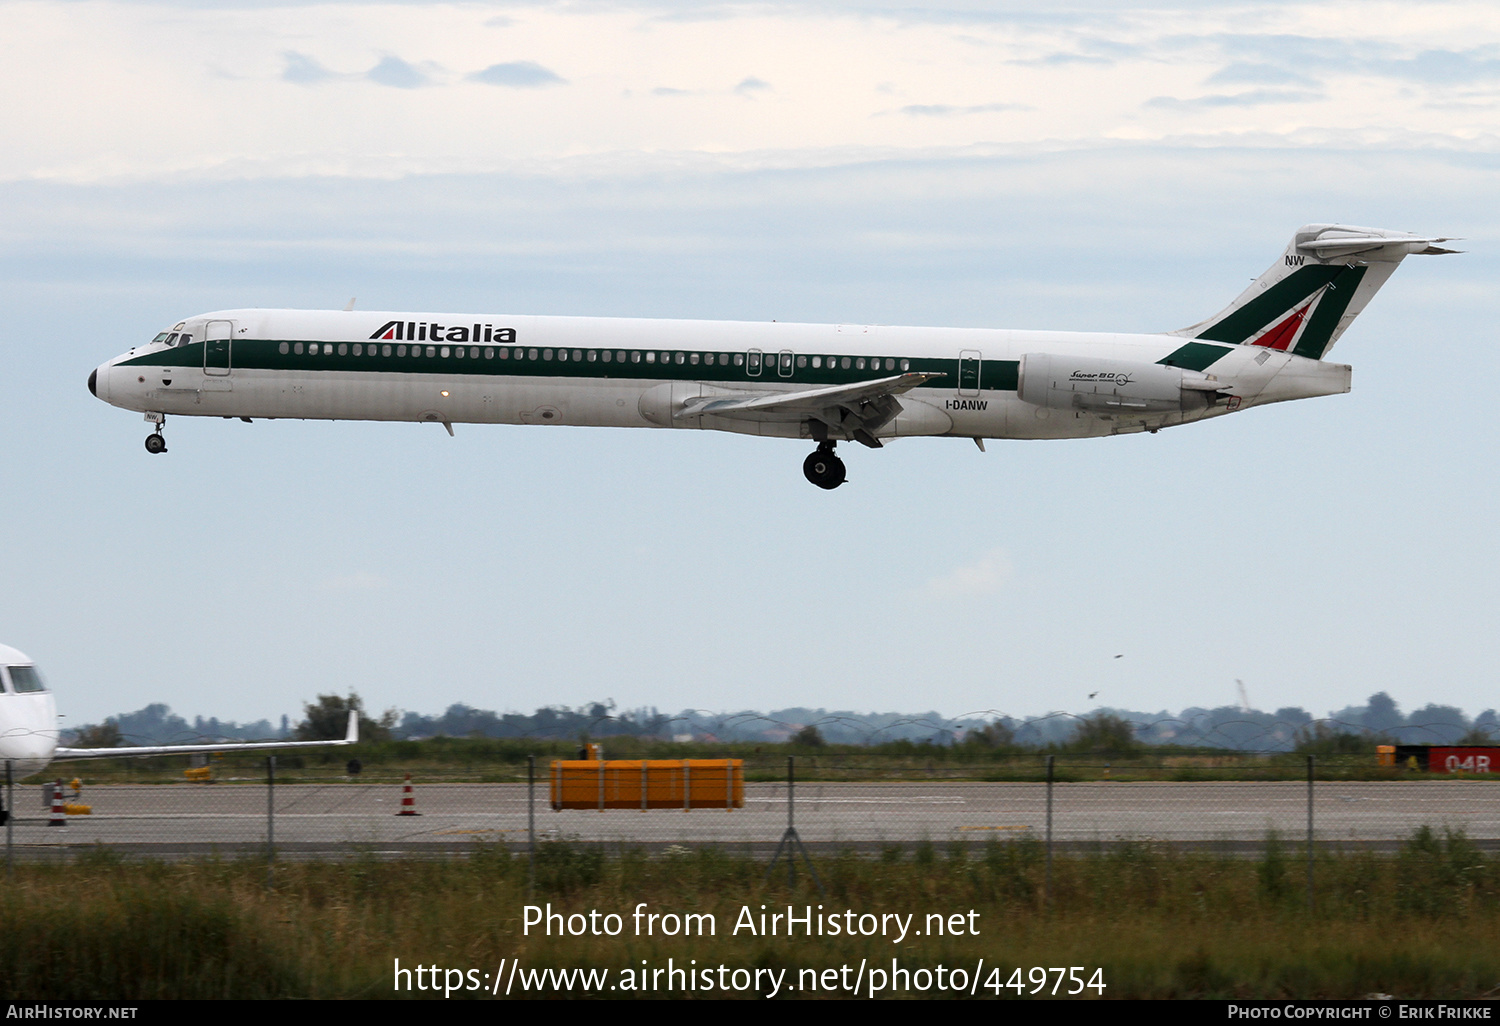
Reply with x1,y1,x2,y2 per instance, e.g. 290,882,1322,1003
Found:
3,829,1500,999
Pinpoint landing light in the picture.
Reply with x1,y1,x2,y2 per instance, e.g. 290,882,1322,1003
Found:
440,390,450,397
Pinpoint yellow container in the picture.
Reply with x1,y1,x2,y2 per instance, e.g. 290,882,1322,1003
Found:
1376,745,1396,767
550,759,744,811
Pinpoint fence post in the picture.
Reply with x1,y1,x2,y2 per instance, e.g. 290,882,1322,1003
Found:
527,755,536,896
1044,754,1054,913
787,756,796,888
266,755,276,889
1306,754,1315,911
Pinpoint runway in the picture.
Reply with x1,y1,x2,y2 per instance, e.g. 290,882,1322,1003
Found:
7,779,1497,857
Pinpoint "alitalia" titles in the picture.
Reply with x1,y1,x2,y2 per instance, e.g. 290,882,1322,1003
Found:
370,321,517,344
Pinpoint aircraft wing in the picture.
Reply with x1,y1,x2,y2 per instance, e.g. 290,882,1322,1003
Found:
52,710,360,760
677,371,946,422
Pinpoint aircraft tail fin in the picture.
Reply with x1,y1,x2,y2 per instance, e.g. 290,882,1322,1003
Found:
1169,224,1458,359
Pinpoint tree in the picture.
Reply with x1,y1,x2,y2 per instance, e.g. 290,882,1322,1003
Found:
69,722,122,748
1067,713,1141,755
1293,721,1379,755
295,693,394,742
792,724,826,748
963,719,1015,749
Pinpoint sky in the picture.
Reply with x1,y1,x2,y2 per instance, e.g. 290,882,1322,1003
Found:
1,0,1497,729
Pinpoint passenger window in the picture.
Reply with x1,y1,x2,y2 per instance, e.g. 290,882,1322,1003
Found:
631,351,641,363
440,346,451,358
616,351,626,363
856,358,866,370
279,342,289,355
573,350,583,362
295,342,305,355
588,350,598,362
841,357,851,370
885,358,895,370
382,345,392,357
397,345,407,356
900,359,910,371
646,352,656,363
487,347,496,359
811,356,821,368
338,343,348,356
796,355,807,368
675,352,685,365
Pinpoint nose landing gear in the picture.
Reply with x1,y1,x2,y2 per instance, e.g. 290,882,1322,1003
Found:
802,442,846,490
144,413,167,454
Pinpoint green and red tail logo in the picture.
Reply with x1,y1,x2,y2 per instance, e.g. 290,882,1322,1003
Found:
1193,264,1367,359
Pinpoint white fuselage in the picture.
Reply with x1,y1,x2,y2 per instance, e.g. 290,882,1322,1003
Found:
90,310,1351,444
0,645,59,778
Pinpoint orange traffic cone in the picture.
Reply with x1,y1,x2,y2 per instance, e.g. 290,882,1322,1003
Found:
396,773,421,816
47,779,67,827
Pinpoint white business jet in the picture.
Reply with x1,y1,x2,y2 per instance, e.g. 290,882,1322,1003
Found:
88,224,1455,489
0,642,357,781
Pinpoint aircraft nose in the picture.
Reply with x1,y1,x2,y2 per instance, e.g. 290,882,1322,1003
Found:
88,368,97,397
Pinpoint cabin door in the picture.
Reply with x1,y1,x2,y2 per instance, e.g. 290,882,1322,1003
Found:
958,350,982,396
204,320,235,376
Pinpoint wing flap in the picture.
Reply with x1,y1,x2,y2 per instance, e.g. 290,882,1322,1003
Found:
676,371,946,421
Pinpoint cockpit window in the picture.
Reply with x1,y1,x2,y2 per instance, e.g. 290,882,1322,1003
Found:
166,333,180,345
7,665,47,693
152,333,170,344
176,333,193,346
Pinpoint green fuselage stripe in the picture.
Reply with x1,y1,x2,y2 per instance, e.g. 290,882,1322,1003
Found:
125,341,1024,392
1156,342,1232,372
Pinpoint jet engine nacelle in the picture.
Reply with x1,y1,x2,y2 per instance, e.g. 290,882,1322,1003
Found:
1017,353,1223,414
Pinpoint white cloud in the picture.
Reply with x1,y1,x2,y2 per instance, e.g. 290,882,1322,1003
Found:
924,550,1012,598
4,0,1499,184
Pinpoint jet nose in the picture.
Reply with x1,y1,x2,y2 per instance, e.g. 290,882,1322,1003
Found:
87,368,97,397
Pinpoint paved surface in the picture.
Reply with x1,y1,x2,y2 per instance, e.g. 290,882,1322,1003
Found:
5,780,1497,856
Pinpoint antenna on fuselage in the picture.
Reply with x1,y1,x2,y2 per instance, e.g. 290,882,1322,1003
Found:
343,297,356,311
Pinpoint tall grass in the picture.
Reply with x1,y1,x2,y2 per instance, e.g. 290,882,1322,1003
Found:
3,830,1499,999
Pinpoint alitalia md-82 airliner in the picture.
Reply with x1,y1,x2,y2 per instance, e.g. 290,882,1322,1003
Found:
88,224,1453,489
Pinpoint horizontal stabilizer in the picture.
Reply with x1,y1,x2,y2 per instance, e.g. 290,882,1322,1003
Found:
1171,223,1458,359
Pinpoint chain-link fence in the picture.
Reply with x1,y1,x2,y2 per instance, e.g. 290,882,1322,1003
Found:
5,754,1498,886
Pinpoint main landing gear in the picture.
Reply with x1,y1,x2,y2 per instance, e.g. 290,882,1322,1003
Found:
144,413,167,454
803,442,846,490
